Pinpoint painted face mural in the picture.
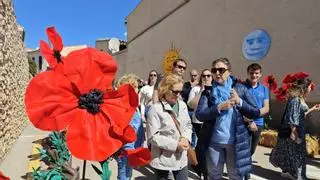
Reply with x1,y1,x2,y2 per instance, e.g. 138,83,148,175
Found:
242,29,271,61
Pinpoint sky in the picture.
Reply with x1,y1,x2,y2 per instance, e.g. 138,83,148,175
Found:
13,0,141,49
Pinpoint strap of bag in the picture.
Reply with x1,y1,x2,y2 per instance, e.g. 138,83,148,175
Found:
160,102,182,136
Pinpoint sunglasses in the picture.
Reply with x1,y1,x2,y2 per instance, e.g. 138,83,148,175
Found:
211,68,228,74
171,90,182,95
176,65,186,70
201,74,212,78
149,74,157,77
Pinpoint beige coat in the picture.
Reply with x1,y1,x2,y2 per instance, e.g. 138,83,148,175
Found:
146,100,192,171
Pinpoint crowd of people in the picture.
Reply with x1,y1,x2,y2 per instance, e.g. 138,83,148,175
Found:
114,58,320,180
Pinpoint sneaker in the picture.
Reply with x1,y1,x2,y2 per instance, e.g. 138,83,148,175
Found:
281,172,297,180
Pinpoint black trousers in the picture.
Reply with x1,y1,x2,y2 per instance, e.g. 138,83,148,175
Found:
154,166,188,180
250,126,263,155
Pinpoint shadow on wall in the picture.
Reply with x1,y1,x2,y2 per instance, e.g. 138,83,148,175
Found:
268,100,320,135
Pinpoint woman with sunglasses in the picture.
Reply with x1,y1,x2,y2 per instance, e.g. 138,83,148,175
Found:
146,74,192,180
187,69,212,179
195,58,260,180
139,70,158,122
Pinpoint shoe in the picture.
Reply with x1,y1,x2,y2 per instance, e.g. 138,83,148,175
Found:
281,172,297,180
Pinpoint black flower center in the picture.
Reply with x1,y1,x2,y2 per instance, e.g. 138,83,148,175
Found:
268,79,274,84
78,89,104,114
53,50,62,63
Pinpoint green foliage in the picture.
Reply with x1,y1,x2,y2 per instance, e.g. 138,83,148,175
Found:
92,160,112,180
28,57,38,76
32,168,66,180
48,132,71,165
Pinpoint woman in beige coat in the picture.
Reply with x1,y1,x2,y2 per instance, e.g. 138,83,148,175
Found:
146,74,192,180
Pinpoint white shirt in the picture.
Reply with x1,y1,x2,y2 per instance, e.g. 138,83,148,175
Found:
139,85,154,116
187,86,203,124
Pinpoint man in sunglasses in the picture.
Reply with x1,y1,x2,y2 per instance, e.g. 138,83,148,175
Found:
152,59,188,103
243,63,269,180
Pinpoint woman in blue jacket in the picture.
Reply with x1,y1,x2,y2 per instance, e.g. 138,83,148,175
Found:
195,58,260,180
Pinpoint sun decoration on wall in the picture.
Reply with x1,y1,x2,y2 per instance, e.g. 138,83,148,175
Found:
162,43,181,75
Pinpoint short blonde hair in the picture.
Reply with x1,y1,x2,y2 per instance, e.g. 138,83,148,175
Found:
158,74,184,99
117,74,139,89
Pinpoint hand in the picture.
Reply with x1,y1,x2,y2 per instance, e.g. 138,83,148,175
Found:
313,104,320,111
290,131,298,142
218,100,235,111
248,121,258,132
177,141,189,152
230,89,240,105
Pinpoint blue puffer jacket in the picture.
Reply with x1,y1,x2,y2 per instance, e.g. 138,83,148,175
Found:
195,76,260,176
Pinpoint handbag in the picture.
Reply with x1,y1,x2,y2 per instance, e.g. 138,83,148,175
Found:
277,104,292,138
166,107,198,166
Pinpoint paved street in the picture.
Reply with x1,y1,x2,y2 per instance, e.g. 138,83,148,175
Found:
0,123,319,180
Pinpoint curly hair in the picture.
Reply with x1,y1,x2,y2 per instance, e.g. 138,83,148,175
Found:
286,78,312,98
116,74,139,89
158,74,184,100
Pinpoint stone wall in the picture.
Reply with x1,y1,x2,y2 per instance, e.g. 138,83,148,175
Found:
0,0,30,159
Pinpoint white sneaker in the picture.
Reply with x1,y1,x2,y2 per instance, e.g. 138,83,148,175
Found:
281,172,296,180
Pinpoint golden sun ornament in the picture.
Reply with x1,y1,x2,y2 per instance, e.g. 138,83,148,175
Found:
162,43,181,75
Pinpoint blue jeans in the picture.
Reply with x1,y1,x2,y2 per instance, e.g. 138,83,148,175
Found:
206,144,240,180
188,111,197,148
116,156,132,180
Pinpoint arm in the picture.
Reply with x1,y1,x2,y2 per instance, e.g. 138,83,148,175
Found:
195,91,220,122
139,88,146,119
187,86,200,109
146,105,179,152
123,112,141,150
181,103,193,143
260,99,270,116
237,86,260,119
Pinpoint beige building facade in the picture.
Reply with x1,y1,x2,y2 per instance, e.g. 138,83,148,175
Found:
121,0,320,130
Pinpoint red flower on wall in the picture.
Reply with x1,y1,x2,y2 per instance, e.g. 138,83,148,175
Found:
40,27,64,71
310,82,316,91
124,147,152,167
274,84,289,102
25,47,139,161
283,72,309,84
263,75,277,92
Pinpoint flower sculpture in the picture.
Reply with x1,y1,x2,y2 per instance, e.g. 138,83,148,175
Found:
263,75,277,92
25,27,139,161
124,147,152,167
274,84,289,102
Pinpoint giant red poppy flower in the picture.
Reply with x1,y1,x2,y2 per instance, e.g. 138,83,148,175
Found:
40,27,64,71
283,72,309,84
25,47,138,161
0,171,10,180
124,147,151,167
263,75,277,92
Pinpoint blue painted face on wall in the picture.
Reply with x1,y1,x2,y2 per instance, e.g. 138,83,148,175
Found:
242,29,271,61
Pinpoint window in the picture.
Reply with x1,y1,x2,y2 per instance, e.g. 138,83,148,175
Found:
39,56,43,71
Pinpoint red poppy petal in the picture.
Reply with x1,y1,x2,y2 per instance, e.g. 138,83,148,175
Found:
282,74,294,84
62,48,117,94
46,27,63,51
122,125,137,143
66,111,122,161
293,72,309,80
126,147,151,167
40,40,57,69
25,71,78,131
0,171,10,180
310,82,316,91
100,84,138,132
